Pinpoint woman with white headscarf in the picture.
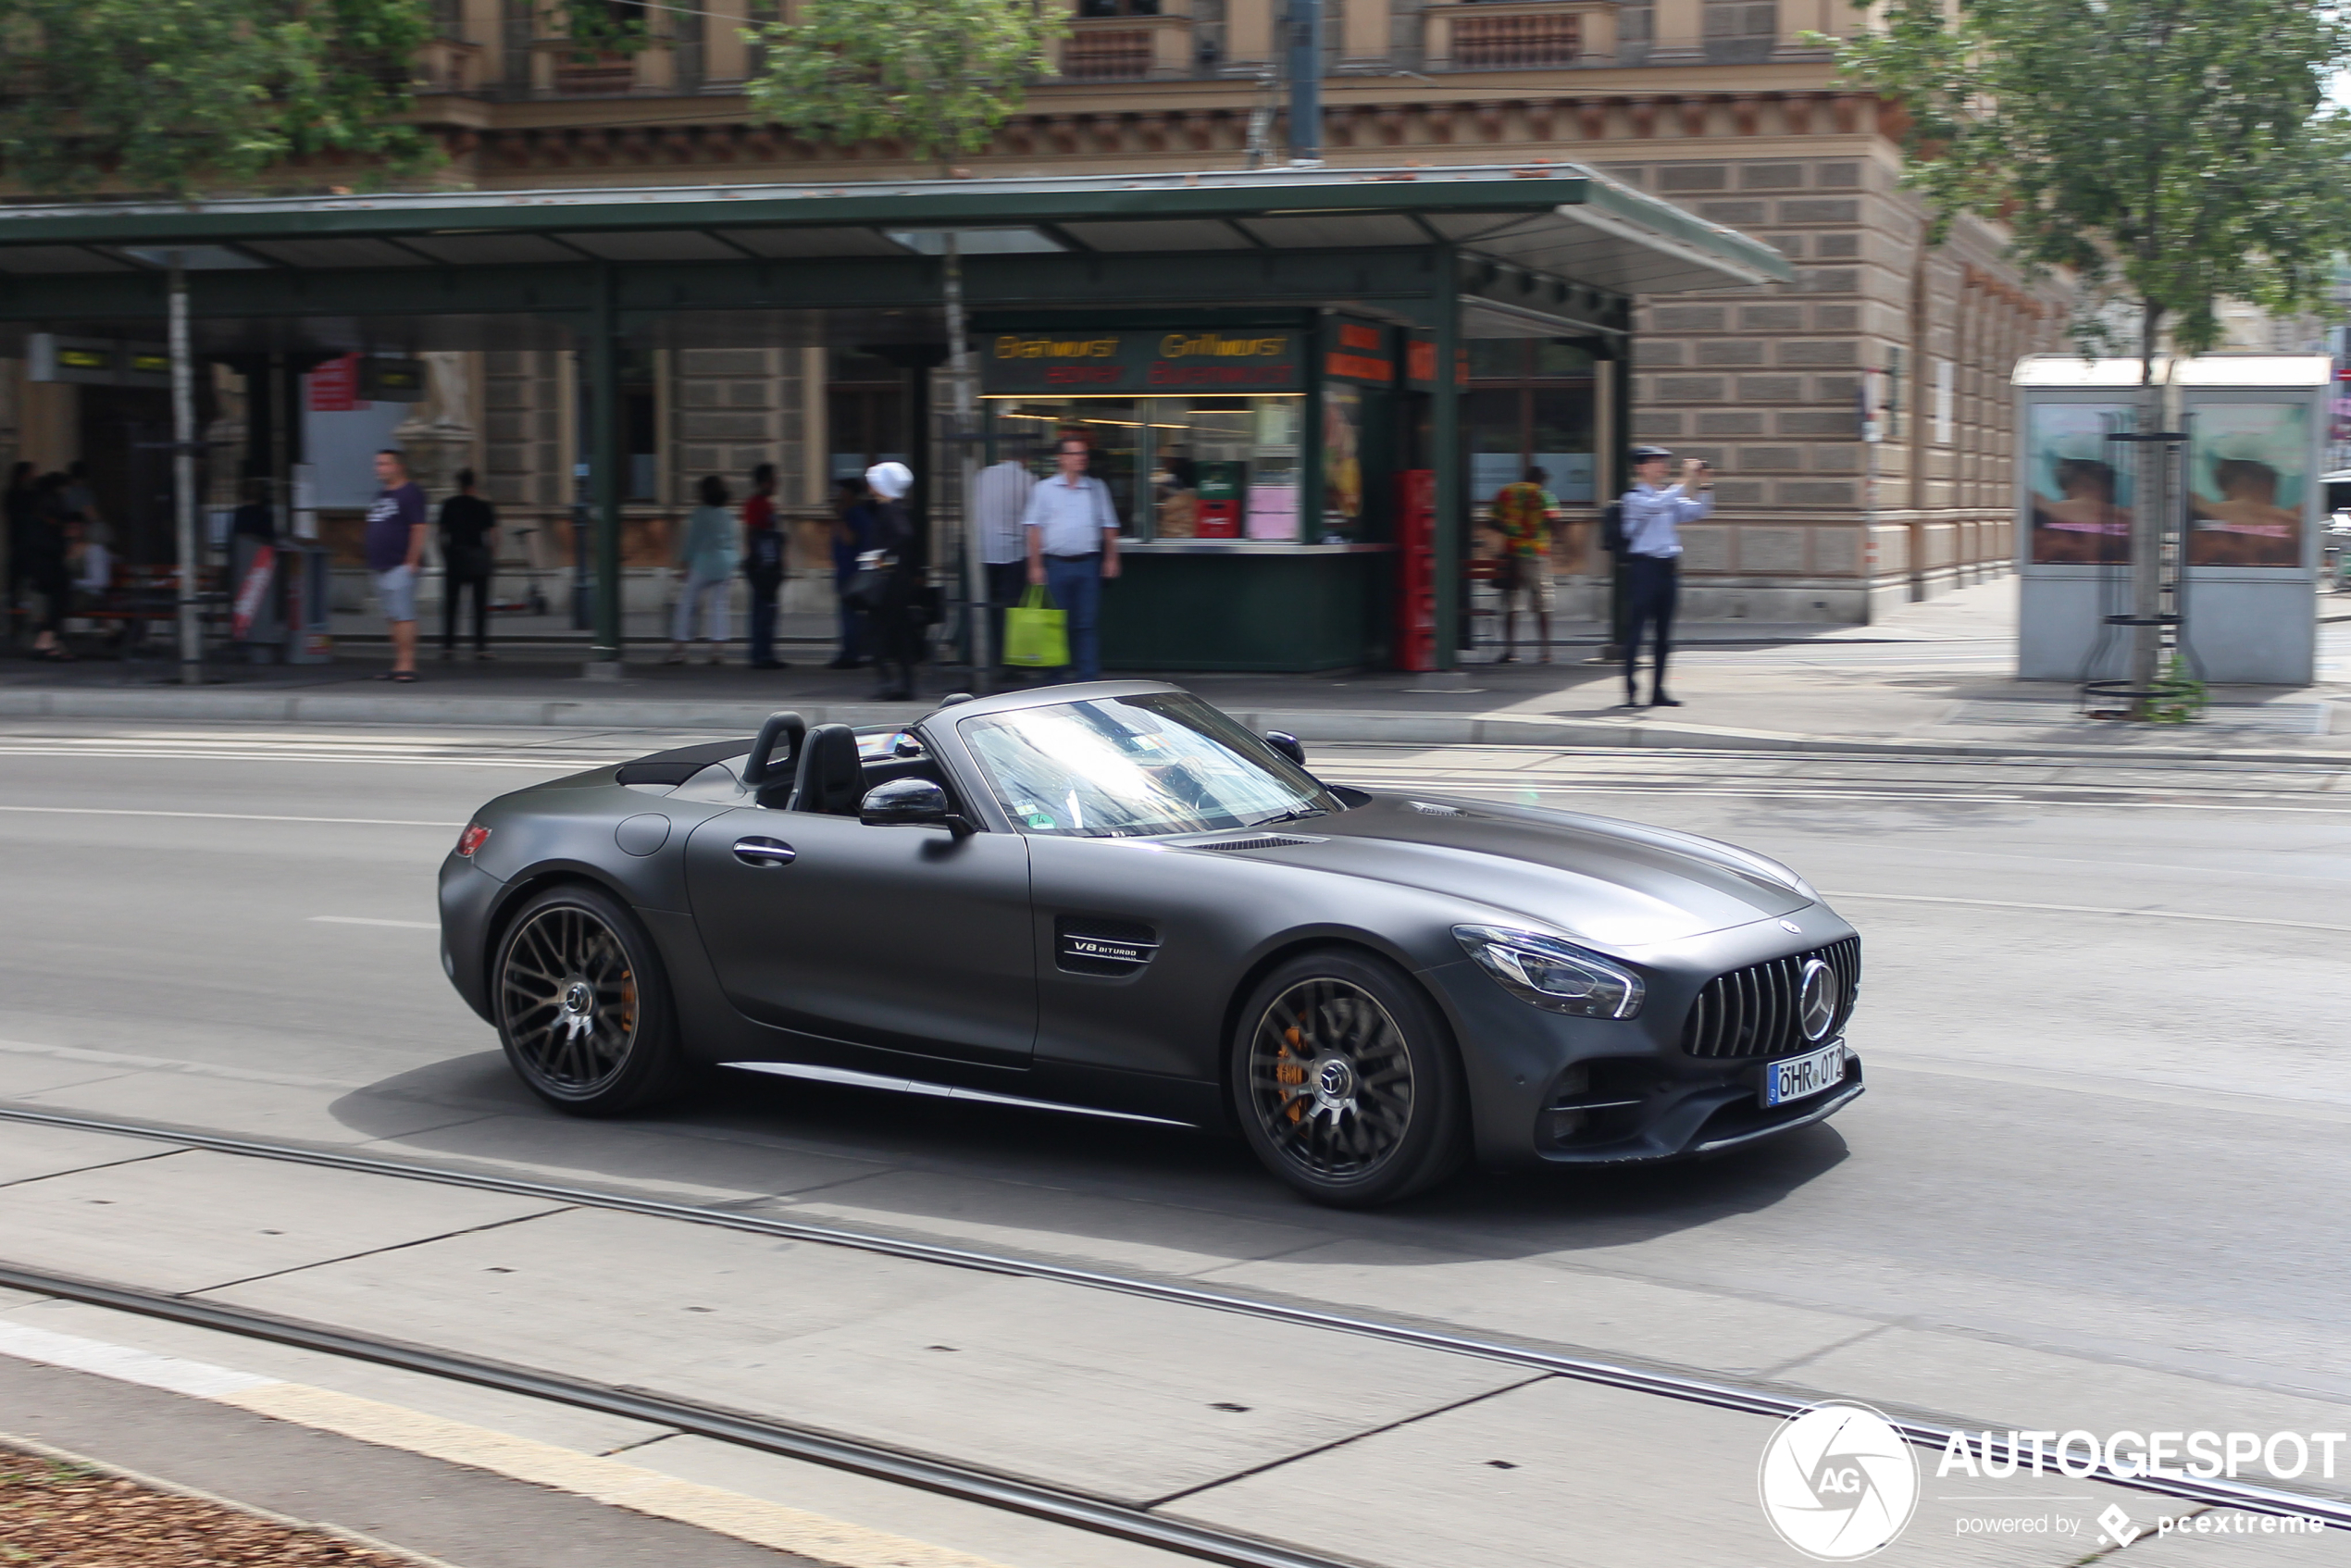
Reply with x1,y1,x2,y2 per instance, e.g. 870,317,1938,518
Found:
860,461,923,701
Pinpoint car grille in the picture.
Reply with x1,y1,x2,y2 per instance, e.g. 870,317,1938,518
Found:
1681,937,1860,1060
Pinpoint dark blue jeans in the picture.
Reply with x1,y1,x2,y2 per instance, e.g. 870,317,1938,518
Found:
1043,553,1104,681
746,581,779,665
1622,554,1677,695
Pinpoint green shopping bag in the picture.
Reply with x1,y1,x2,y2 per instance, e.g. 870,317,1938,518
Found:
1002,584,1068,668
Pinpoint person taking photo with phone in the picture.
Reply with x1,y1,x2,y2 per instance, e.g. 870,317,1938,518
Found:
1617,445,1713,709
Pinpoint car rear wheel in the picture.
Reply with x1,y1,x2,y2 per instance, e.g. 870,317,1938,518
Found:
1232,949,1465,1207
493,884,682,1115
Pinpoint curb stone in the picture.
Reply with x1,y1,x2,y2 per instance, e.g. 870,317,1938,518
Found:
3,686,2349,766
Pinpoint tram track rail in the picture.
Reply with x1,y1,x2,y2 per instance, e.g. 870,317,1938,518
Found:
1,1102,2345,1537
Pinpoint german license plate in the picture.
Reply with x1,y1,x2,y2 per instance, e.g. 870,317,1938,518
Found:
1763,1042,1847,1107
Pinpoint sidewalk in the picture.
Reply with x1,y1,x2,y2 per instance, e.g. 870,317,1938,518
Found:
8,579,2351,763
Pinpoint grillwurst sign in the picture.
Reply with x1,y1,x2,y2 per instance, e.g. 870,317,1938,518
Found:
982,330,1303,394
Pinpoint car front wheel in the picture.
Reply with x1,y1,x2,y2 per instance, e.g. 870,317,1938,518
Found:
1232,949,1465,1207
493,883,682,1115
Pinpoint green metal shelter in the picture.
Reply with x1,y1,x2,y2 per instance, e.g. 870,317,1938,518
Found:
0,164,1787,674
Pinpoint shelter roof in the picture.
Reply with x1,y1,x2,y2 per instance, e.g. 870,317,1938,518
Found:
0,164,1789,298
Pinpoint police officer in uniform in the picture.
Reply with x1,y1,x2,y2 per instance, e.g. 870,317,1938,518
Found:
1618,445,1714,708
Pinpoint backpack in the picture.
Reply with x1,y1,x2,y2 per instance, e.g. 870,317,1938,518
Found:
1600,500,1627,555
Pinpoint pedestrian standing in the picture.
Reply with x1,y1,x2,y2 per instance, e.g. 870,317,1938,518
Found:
1488,465,1558,664
827,477,874,669
5,461,36,644
1021,435,1121,683
970,449,1033,681
63,460,106,548
861,462,923,701
364,449,429,683
437,468,498,661
19,473,75,662
666,475,740,666
1617,445,1713,708
741,463,788,669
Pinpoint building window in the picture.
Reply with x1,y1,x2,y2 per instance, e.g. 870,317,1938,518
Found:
1703,0,1776,64
1465,341,1597,507
829,350,910,485
1078,0,1160,14
1614,2,1653,64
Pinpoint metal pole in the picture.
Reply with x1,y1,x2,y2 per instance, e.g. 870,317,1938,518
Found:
1604,334,1634,664
1287,0,1324,166
943,233,990,692
168,262,201,685
588,268,623,670
2127,380,2166,718
1430,246,1462,671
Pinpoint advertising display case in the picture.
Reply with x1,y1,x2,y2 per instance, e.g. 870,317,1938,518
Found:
2013,355,2328,686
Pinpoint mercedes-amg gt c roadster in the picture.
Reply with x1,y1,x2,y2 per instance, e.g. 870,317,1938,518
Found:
440,681,1862,1206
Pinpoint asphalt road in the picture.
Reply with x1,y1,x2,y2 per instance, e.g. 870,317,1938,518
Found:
1,719,2346,1486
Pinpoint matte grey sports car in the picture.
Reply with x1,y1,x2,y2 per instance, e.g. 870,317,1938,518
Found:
440,680,1862,1206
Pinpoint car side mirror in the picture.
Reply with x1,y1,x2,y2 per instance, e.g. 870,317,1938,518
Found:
860,777,973,836
1264,730,1306,767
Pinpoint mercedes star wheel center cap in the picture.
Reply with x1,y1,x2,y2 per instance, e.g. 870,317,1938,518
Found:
561,980,594,1038
1312,1057,1358,1116
1797,959,1837,1041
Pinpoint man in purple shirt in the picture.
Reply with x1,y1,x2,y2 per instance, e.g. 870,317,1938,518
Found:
365,450,429,681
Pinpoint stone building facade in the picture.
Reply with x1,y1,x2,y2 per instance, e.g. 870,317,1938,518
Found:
3,0,2071,624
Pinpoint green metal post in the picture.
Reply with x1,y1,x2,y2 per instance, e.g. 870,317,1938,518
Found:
588,268,623,666
1606,333,1634,662
1430,247,1462,671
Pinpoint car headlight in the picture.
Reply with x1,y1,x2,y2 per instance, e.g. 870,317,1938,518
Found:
1453,925,1645,1019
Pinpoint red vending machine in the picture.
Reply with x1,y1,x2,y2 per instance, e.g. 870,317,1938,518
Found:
1394,468,1436,671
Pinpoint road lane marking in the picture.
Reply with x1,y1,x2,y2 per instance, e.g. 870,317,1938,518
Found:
309,916,439,929
0,1322,1017,1568
0,805,461,827
1339,778,2351,814
1822,889,2351,934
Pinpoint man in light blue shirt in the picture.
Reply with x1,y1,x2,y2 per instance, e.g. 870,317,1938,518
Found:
1618,444,1713,708
1022,435,1122,682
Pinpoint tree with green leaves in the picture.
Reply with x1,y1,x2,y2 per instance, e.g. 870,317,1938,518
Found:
743,0,1066,169
1827,0,2351,374
0,0,438,198
745,0,1069,691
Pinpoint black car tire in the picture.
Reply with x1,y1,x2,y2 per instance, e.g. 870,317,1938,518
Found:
1231,948,1466,1207
492,883,683,1116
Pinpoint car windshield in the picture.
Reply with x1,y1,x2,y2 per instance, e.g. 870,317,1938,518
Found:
959,693,1340,839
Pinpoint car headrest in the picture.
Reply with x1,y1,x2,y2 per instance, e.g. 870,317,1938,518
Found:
790,723,865,815
741,711,806,787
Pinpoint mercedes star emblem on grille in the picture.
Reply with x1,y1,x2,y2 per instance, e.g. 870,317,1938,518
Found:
1797,958,1838,1042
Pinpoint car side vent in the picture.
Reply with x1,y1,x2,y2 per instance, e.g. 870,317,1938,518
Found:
1056,917,1159,977
1190,835,1316,852
1409,801,1465,816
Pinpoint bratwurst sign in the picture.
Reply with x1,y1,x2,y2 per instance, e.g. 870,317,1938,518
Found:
982,330,1303,394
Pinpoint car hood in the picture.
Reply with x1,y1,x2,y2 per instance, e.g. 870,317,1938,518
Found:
1215,794,1812,947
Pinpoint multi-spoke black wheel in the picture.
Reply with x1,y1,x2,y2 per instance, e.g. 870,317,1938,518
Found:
1232,949,1464,1207
493,884,681,1115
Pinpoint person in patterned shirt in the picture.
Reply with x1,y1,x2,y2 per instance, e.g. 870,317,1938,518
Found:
1487,465,1558,663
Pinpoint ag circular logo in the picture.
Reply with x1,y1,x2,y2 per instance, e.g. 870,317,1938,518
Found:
1797,958,1838,1042
1757,1401,1919,1560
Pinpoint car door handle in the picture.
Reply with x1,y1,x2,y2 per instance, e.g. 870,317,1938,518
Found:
733,836,797,867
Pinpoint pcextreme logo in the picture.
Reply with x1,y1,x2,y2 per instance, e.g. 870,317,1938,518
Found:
1758,1401,1921,1561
